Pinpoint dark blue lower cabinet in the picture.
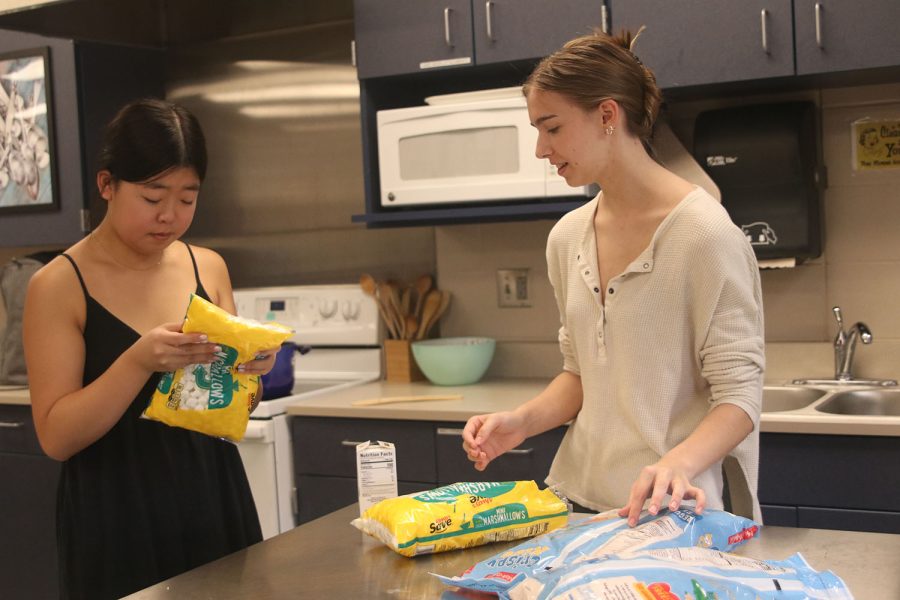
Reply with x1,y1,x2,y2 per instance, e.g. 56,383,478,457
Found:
798,507,900,535
758,432,900,534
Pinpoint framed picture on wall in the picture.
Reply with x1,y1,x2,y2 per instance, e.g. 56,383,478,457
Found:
0,46,58,214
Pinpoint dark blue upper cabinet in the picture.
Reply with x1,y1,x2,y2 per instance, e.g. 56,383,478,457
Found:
610,0,795,89
794,0,900,75
0,28,163,248
354,0,608,80
472,0,606,66
354,0,475,79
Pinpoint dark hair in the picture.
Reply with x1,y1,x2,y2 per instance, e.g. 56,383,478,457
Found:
523,28,662,149
97,98,207,183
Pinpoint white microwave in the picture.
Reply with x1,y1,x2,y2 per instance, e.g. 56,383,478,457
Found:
376,95,595,207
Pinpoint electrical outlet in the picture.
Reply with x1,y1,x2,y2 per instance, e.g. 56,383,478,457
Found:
497,269,531,308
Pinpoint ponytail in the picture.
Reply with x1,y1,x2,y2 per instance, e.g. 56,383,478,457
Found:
524,27,662,150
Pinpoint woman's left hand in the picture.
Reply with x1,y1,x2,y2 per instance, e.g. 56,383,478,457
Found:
617,461,706,527
237,347,279,376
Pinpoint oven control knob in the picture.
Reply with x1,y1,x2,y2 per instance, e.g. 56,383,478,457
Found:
341,300,360,321
318,299,337,319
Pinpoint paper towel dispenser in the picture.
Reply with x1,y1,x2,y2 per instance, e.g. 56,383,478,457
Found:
693,101,823,263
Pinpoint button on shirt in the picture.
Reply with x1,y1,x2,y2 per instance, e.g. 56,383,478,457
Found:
544,187,765,520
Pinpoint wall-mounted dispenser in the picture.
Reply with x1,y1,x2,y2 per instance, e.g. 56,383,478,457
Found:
693,102,823,264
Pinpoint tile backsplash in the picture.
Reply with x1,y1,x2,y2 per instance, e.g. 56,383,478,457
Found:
437,82,900,384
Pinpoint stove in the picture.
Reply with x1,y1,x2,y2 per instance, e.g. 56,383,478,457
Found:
232,284,381,538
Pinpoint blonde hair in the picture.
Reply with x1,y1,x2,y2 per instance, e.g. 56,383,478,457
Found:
523,27,662,148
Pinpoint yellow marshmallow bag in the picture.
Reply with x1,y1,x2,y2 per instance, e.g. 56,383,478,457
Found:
143,294,293,442
352,480,569,557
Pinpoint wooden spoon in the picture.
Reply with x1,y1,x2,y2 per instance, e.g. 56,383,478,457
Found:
400,286,412,318
422,291,451,339
413,274,433,320
351,394,463,407
379,281,403,338
416,289,443,340
360,274,397,339
405,314,418,341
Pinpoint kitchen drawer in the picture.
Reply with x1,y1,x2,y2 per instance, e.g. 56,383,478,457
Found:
0,405,43,455
296,475,433,525
292,417,436,482
435,424,566,485
761,504,798,527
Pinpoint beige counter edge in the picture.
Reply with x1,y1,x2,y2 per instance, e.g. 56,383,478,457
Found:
283,379,900,436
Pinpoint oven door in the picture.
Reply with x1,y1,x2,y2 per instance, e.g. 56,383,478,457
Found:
237,417,295,540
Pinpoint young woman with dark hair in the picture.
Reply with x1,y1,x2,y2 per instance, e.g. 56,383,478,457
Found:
24,98,274,599
463,30,765,526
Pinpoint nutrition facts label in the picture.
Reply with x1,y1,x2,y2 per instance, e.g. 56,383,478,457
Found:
356,441,398,514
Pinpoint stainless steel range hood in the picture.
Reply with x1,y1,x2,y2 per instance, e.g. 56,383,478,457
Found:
0,0,69,16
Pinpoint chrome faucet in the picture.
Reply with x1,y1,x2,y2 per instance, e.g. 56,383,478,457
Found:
792,308,896,387
832,306,872,381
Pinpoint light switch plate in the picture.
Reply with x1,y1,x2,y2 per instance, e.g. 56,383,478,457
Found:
496,268,531,308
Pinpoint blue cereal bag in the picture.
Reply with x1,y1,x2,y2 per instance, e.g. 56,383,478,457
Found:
434,507,759,596
507,547,853,600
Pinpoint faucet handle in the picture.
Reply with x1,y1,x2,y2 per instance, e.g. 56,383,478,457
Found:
832,306,844,330
854,321,873,344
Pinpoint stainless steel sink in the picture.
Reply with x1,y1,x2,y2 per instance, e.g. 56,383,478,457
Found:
762,386,827,412
815,389,900,416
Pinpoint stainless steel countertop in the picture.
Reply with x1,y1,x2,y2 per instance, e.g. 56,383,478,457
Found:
125,504,900,599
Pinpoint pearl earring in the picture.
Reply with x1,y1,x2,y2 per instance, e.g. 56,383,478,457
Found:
605,125,615,136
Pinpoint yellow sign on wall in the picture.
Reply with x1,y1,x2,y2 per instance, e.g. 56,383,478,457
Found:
853,118,900,171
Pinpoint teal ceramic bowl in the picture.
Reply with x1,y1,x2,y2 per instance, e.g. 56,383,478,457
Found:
411,337,496,386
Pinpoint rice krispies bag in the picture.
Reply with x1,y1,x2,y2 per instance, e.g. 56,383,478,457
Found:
143,294,292,442
507,547,853,600
435,507,760,596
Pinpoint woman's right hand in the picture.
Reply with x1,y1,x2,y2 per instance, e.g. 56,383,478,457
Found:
128,322,222,372
461,411,527,471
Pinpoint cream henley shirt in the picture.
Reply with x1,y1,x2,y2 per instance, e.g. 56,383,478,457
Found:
544,187,765,521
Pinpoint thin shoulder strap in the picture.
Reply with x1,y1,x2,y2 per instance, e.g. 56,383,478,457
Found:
183,241,202,288
61,253,90,298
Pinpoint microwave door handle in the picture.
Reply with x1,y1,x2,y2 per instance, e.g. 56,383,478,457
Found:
444,7,454,47
485,2,495,41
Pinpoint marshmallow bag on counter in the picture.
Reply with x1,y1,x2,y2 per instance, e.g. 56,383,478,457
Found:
352,480,569,557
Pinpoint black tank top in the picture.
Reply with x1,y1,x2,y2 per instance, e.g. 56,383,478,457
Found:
56,242,261,600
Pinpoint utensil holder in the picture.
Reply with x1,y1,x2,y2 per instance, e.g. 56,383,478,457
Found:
384,339,425,383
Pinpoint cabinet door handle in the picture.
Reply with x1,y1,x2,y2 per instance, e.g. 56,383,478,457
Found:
814,2,824,48
760,9,769,54
341,439,366,447
437,427,464,436
601,3,609,34
506,447,534,455
0,421,25,429
437,428,533,454
485,1,495,41
444,7,454,47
